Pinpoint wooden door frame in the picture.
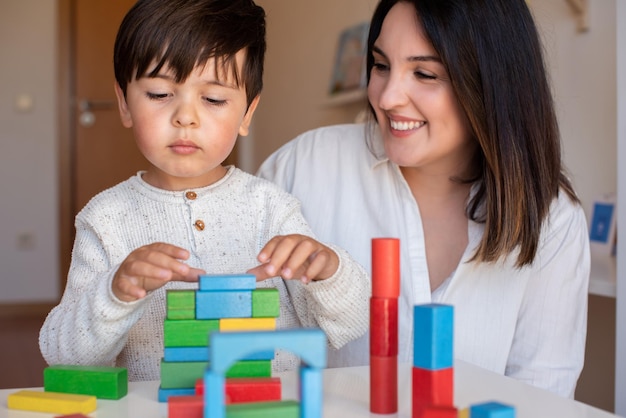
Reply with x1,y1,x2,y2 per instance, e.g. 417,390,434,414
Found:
57,0,74,291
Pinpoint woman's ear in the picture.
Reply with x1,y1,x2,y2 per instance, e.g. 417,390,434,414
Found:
114,82,133,128
238,95,261,137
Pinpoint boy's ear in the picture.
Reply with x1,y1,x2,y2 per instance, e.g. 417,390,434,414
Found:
238,95,261,137
114,82,133,128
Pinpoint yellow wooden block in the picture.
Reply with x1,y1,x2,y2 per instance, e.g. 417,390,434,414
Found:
7,390,97,414
219,317,276,331
458,407,470,418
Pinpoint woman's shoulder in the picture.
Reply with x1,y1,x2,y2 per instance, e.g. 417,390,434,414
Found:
277,123,370,155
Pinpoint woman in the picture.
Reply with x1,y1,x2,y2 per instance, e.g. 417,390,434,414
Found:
258,0,589,398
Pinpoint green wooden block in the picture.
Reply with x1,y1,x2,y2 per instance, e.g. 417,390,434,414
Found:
164,319,219,347
166,290,196,320
43,365,128,400
160,360,207,389
225,360,272,379
160,359,272,389
226,400,299,418
251,288,280,318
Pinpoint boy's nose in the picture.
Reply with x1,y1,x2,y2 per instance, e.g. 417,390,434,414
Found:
173,102,199,127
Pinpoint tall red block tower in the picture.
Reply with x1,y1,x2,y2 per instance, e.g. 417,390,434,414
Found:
370,238,400,414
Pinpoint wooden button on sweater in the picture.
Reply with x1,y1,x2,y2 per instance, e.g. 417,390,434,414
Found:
194,220,205,231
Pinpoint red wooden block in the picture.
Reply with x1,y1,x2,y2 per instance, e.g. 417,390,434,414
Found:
372,238,400,298
370,297,398,357
54,415,91,418
168,395,203,418
412,366,454,415
195,377,281,404
416,405,458,418
370,354,398,414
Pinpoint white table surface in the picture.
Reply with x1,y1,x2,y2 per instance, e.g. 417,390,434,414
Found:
0,360,620,418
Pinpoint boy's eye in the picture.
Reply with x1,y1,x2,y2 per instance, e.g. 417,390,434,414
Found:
204,97,227,106
146,92,168,100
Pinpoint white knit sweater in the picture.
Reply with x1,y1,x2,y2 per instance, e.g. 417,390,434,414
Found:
39,167,370,381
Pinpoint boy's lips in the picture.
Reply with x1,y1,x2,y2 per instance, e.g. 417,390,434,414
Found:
169,140,200,155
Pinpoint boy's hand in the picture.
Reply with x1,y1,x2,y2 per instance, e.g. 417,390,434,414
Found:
112,243,205,302
247,234,339,284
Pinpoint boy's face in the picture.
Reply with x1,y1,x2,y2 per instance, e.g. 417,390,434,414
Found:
114,50,259,191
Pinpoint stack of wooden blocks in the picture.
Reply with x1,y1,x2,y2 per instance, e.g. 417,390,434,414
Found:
159,273,283,417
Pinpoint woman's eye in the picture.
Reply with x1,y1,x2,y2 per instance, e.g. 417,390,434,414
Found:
415,71,437,80
372,62,389,72
146,92,168,100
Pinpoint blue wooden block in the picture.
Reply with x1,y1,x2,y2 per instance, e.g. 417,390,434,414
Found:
300,366,323,418
198,274,256,291
164,346,275,362
469,401,516,417
204,329,327,418
413,304,454,370
204,371,225,418
157,386,195,403
164,347,209,362
209,329,326,374
196,290,252,319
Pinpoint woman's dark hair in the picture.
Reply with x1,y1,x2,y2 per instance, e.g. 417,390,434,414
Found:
367,0,579,267
114,0,265,106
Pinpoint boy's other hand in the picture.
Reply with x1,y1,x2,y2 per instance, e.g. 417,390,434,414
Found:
247,234,339,284
112,242,204,302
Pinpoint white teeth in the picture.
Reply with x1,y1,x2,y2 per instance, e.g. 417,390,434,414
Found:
390,120,425,131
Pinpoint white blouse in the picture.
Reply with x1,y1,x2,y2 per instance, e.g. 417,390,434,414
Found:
258,123,590,398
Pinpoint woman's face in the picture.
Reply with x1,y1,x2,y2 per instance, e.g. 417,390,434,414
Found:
368,1,475,176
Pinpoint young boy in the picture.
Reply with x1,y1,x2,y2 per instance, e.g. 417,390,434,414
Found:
39,0,369,381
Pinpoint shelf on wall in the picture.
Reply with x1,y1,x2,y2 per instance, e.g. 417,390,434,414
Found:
566,0,589,32
324,89,367,107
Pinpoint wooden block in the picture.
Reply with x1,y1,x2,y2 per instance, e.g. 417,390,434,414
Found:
219,318,276,331
209,329,327,375
371,238,400,298
44,365,127,400
411,366,454,412
204,329,326,418
417,405,458,418
196,291,252,319
54,414,91,418
225,360,272,379
7,390,97,414
167,289,196,319
370,297,398,357
469,401,515,418
164,318,219,347
300,367,322,418
370,355,397,414
199,274,256,291
251,288,280,318
161,360,208,389
165,347,209,362
413,304,454,370
225,400,300,418
168,395,203,418
158,386,196,403
161,359,272,389
195,377,281,403
165,346,274,363
458,407,470,418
